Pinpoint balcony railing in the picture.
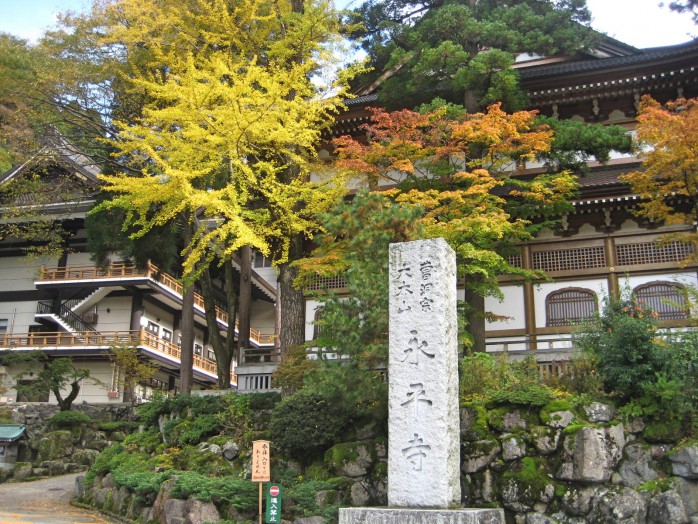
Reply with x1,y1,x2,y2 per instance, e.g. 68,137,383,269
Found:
38,262,275,346
0,328,218,376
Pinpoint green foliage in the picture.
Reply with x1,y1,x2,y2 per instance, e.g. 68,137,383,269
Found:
543,351,604,396
170,471,257,509
247,392,282,411
136,393,226,426
169,414,222,446
122,431,162,454
295,191,421,424
269,391,355,465
575,295,666,398
537,116,634,172
460,353,556,407
97,421,140,433
273,344,320,397
575,289,698,437
216,394,251,440
352,0,598,111
45,410,92,429
107,344,158,407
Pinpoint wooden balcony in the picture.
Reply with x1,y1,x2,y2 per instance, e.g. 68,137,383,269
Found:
0,328,218,376
38,262,275,347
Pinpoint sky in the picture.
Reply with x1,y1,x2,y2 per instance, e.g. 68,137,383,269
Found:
0,0,695,49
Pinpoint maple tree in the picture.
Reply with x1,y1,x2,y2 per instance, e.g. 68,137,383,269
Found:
621,96,698,257
332,102,578,351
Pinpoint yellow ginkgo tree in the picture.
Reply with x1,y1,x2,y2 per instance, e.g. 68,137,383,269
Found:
93,0,357,351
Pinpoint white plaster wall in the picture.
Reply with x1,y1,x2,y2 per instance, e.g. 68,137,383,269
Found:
0,255,48,292
533,278,609,329
305,299,322,342
250,299,275,336
253,267,277,289
0,302,39,335
93,296,133,332
623,272,698,294
66,252,94,266
485,285,526,330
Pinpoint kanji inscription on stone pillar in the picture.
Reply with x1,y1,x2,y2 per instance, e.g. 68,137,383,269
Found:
388,238,460,508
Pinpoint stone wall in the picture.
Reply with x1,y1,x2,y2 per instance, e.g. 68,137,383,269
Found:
460,401,698,524
77,400,698,524
0,402,133,483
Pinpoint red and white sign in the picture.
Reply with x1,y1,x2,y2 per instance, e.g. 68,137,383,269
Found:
269,485,280,497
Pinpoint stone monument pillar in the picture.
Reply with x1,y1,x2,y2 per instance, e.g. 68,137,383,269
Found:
387,237,461,507
339,238,504,524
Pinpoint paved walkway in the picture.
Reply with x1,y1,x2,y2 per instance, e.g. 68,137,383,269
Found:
0,472,116,524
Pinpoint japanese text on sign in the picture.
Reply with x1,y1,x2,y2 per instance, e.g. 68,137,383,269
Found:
252,440,271,482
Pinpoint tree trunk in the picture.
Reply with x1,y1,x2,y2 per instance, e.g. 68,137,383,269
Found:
238,245,252,350
180,284,195,394
179,218,194,395
464,287,486,353
199,266,237,388
278,236,306,351
55,381,80,411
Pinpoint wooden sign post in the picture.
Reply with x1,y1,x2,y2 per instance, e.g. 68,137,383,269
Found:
252,440,271,524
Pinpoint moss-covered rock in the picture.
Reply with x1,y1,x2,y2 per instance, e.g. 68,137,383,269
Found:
324,442,375,477
37,430,74,462
461,404,491,441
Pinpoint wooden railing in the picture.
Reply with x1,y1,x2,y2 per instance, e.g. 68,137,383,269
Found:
0,329,218,376
38,262,275,346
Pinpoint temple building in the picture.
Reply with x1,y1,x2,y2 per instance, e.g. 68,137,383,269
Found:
1,36,697,400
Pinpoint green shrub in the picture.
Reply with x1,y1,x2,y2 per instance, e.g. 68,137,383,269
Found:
171,471,257,509
460,353,556,407
269,390,354,464
122,430,162,454
97,421,140,433
46,410,92,429
575,297,666,398
247,391,282,410
176,413,222,445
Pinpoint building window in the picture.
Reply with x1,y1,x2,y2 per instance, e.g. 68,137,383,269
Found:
0,319,7,334
162,328,173,342
634,282,689,320
312,307,325,340
194,343,203,356
546,288,598,327
145,321,160,335
253,250,273,268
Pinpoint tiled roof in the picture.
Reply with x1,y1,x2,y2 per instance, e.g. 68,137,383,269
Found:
346,94,379,106
576,164,637,188
0,424,25,443
519,41,698,81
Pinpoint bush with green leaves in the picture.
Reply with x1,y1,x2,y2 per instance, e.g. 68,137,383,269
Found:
460,353,555,407
46,409,93,429
269,390,355,464
575,296,667,398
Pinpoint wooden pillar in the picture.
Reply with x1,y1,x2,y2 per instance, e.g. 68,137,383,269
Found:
605,236,619,300
521,245,537,351
130,292,144,331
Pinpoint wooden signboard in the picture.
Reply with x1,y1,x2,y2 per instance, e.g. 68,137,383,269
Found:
252,440,271,482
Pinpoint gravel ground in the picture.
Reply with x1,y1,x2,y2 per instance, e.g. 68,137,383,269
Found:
0,472,116,524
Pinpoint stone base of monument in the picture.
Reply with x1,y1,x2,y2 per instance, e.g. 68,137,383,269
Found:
339,507,505,523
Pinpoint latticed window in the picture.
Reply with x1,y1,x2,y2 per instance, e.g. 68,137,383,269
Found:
634,282,689,320
312,307,324,340
306,275,348,291
533,247,605,272
616,241,694,266
546,288,598,327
